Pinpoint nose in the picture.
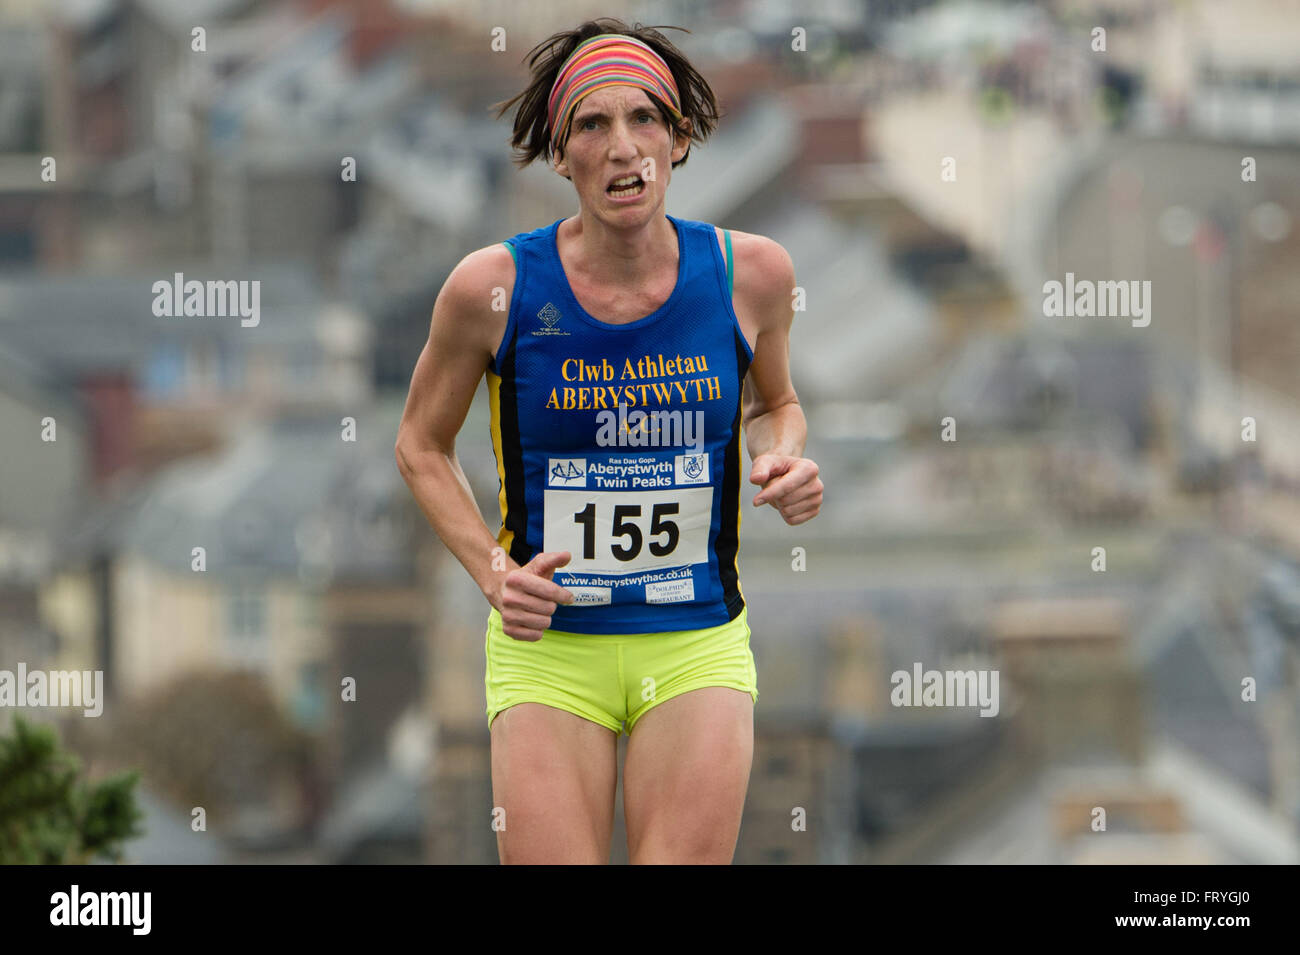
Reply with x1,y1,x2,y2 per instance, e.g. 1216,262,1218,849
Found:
607,116,638,160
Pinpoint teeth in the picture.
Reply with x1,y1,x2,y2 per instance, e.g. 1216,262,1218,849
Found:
609,174,644,198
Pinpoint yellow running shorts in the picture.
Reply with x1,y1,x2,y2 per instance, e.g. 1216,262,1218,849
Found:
484,605,758,735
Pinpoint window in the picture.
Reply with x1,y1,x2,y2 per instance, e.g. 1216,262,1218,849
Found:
226,584,267,664
766,753,793,776
292,661,326,729
218,342,245,390
143,344,185,398
226,582,266,641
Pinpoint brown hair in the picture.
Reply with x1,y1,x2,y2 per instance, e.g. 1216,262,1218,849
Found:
491,18,721,175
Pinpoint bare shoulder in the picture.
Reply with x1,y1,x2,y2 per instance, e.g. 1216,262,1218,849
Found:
434,242,516,357
711,226,795,318
442,242,516,314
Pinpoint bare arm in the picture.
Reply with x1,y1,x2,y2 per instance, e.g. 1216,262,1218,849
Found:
395,246,575,636
395,246,511,602
735,234,823,525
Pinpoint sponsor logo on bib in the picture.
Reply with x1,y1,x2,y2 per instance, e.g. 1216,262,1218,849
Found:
674,452,709,485
548,458,587,487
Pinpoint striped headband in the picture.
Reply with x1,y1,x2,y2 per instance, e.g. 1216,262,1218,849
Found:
547,33,684,155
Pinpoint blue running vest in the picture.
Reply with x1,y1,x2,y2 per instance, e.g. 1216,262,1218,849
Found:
486,214,753,634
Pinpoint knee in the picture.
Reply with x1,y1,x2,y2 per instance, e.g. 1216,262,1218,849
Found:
498,833,610,865
628,830,737,865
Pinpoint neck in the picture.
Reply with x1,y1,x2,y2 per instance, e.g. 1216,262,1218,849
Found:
563,207,677,284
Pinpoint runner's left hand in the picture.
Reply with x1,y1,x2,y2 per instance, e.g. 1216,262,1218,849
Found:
750,453,822,526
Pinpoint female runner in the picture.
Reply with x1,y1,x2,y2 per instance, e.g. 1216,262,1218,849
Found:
396,18,822,864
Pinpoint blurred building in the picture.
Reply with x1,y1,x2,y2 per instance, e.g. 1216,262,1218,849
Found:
38,413,434,848
0,266,371,483
2,0,1298,865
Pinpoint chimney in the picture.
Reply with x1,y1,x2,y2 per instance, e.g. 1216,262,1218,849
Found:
827,613,889,725
991,597,1143,764
78,370,137,486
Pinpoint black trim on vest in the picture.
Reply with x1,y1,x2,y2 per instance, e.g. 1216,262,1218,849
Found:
498,331,532,567
718,326,752,621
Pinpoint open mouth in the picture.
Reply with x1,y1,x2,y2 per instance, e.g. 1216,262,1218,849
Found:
607,175,645,198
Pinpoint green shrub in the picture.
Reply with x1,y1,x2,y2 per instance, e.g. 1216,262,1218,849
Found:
0,716,143,864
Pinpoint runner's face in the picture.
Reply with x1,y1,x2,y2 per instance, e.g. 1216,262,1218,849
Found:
554,86,689,221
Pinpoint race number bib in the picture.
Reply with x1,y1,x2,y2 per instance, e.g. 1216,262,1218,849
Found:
542,452,713,606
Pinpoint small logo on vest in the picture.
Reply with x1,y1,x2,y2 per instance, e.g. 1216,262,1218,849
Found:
675,452,709,485
548,458,587,486
532,302,570,336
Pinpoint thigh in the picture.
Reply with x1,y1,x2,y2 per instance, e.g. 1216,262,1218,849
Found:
623,686,755,864
484,606,626,863
490,702,618,864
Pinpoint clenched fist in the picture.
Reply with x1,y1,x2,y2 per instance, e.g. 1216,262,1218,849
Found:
750,453,823,526
496,550,576,641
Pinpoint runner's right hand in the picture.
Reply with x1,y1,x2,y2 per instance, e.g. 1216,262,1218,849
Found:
499,550,576,642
